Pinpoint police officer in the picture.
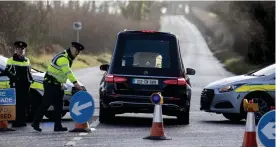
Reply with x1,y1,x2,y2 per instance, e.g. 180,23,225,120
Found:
31,42,84,132
2,41,33,127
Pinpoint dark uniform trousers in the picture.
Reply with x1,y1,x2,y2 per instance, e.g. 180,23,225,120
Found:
11,82,31,124
33,79,64,127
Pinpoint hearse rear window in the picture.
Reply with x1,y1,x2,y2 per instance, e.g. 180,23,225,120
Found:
111,33,181,77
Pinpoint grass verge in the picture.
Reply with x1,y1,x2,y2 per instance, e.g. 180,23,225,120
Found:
28,53,111,72
213,50,262,75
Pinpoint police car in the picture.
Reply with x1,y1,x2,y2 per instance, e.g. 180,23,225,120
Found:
200,64,275,122
0,55,83,121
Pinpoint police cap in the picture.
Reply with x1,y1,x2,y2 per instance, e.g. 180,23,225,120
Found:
71,42,84,51
14,41,27,49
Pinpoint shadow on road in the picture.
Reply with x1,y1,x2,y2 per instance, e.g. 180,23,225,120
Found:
201,120,246,125
100,116,187,128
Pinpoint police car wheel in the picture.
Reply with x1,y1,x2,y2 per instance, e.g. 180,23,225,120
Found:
245,92,274,124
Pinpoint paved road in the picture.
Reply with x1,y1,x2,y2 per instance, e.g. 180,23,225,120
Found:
0,15,265,147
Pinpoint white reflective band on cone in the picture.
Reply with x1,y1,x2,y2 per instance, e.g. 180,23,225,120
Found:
245,112,256,132
153,104,163,123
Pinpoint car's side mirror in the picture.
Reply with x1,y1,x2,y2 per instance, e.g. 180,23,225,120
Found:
186,68,196,75
100,64,109,71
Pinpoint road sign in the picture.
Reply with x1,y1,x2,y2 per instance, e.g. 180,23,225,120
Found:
0,88,16,121
257,110,275,147
0,88,16,105
69,91,94,124
0,106,15,121
73,21,82,42
73,22,82,30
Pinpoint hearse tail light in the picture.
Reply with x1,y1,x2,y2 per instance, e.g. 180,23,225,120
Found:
105,74,114,83
177,78,187,85
105,74,127,83
163,79,177,85
163,78,186,86
140,30,156,33
114,76,127,83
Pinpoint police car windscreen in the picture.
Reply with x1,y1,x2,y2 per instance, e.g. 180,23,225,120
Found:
112,34,181,77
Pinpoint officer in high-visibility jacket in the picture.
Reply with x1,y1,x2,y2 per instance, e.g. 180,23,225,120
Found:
31,42,84,132
2,41,34,127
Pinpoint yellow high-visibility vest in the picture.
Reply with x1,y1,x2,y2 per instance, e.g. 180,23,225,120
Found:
46,50,77,84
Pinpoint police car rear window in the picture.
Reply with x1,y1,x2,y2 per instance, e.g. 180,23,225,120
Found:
111,33,181,77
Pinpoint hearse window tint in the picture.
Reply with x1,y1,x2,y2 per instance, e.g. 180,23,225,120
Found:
120,39,170,69
122,52,163,68
111,33,182,77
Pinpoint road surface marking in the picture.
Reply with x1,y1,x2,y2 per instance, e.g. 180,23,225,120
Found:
65,141,75,146
65,118,99,146
79,133,88,136
73,137,82,141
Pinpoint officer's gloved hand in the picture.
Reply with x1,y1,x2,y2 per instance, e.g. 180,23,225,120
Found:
74,82,83,91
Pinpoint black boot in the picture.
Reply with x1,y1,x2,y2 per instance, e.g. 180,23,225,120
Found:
31,123,42,132
54,123,68,132
54,126,68,132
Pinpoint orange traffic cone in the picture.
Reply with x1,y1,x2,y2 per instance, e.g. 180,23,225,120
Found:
69,122,92,132
242,99,258,147
143,104,171,140
0,121,16,131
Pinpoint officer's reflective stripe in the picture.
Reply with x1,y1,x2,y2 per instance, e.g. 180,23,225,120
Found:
235,84,276,92
60,64,68,68
52,52,65,63
65,91,72,95
6,63,30,67
0,81,9,89
7,65,16,76
50,51,66,70
50,63,62,70
7,59,30,67
30,82,44,91
65,71,71,75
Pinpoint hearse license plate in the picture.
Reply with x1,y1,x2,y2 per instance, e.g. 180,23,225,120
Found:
132,78,158,85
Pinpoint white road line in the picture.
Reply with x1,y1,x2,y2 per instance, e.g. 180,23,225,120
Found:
79,133,88,136
65,141,75,146
73,137,82,141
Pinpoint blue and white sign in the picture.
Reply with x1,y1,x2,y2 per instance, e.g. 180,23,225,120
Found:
69,91,95,124
151,94,161,104
257,110,275,147
0,88,16,105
